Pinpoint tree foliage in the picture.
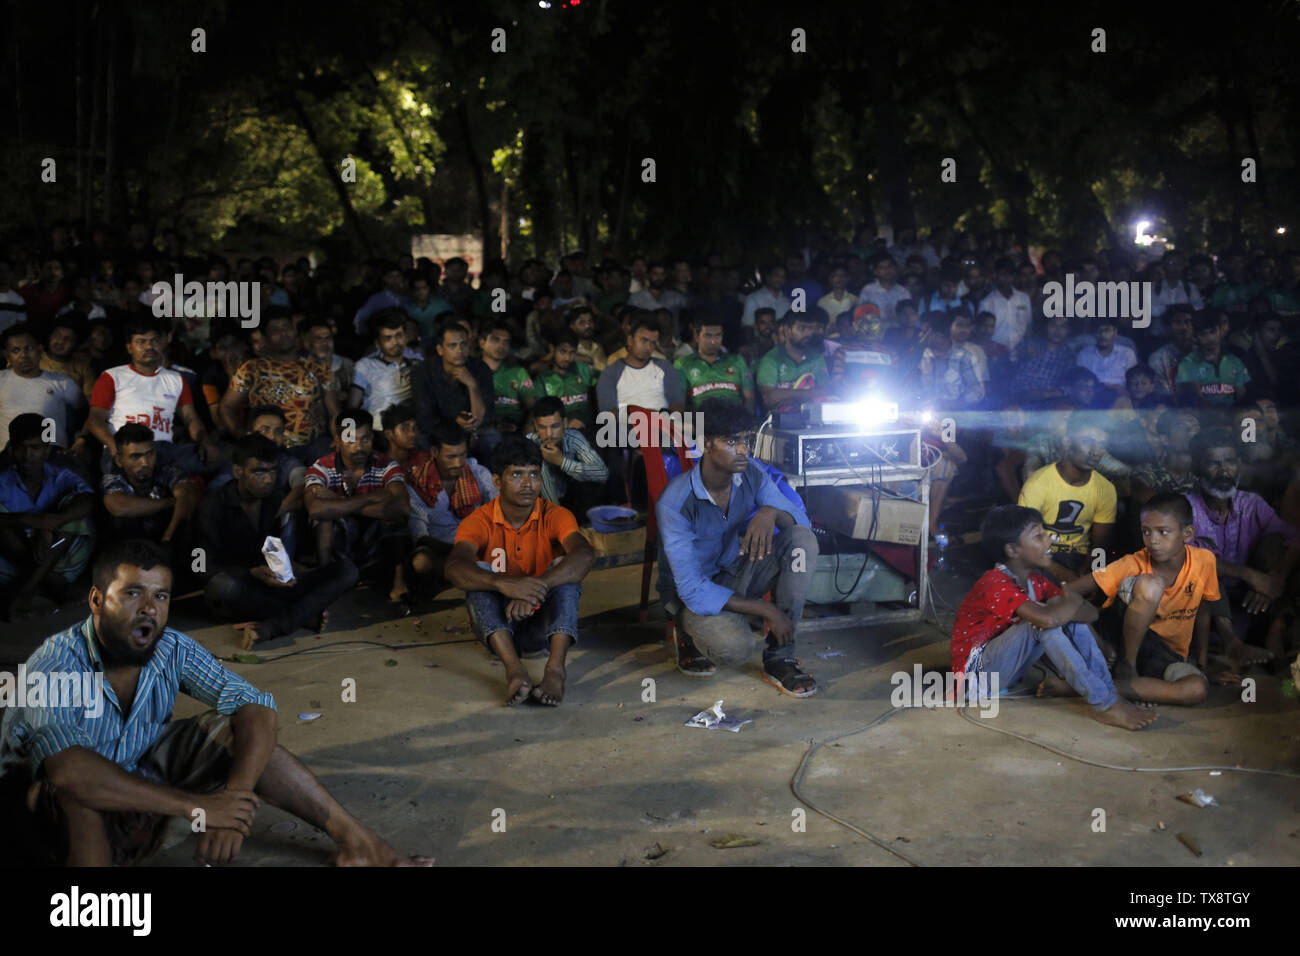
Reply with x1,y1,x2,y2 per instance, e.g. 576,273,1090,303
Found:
3,0,1297,262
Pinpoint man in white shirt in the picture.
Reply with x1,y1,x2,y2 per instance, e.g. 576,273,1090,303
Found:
816,266,859,324
1149,249,1204,337
628,261,688,322
741,263,792,328
350,309,417,431
0,324,85,451
978,258,1034,355
1075,317,1137,395
856,253,912,324
596,316,686,414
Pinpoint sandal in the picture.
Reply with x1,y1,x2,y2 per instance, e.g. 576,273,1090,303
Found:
763,658,818,698
674,628,716,677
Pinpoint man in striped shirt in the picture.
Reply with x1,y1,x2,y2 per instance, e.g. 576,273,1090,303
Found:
0,539,431,866
305,409,412,605
527,396,608,520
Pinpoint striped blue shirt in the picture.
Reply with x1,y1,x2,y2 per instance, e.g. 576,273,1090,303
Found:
0,617,275,779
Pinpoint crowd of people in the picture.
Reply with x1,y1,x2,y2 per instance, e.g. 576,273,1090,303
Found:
1,218,1298,863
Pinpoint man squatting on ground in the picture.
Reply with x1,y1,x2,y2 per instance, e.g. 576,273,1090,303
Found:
655,399,821,697
0,539,432,866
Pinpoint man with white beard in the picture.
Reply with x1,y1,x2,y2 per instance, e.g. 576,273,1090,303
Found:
1186,428,1298,664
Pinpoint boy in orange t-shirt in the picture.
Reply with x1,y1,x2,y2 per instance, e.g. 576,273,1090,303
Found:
1069,493,1223,705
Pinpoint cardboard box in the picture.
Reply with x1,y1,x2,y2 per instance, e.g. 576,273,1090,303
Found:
807,487,926,546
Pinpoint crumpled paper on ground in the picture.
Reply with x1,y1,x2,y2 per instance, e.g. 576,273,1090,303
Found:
262,535,295,583
685,700,752,733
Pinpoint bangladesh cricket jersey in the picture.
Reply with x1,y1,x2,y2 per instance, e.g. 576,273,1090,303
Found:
492,364,536,424
674,351,754,408
535,363,595,428
755,347,829,391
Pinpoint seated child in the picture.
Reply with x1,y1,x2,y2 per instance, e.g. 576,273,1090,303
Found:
1068,492,1232,705
952,505,1158,730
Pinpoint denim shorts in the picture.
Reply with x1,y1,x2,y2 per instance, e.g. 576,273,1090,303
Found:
465,580,581,653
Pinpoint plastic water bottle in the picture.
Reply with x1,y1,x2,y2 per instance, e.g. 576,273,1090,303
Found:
934,525,950,570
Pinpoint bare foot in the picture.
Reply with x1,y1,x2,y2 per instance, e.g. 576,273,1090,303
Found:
1035,675,1074,697
333,830,434,867
1092,697,1159,730
235,622,274,651
529,663,566,706
1227,638,1273,669
504,670,533,707
314,610,329,634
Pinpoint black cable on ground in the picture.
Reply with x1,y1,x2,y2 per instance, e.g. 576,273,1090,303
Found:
221,637,477,664
791,692,1299,868
789,706,924,866
955,703,1300,778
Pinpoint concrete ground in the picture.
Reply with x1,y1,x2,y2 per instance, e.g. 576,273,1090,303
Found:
2,543,1297,867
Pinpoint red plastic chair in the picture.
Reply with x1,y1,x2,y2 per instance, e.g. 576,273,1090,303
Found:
629,405,696,623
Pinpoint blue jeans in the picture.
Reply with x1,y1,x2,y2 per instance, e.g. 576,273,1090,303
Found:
972,620,1119,711
465,580,581,654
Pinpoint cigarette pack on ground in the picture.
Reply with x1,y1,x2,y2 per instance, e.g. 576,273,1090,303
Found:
262,535,295,583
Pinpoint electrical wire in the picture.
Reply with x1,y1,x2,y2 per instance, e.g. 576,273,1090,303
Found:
220,637,477,664
955,704,1300,779
791,693,1299,869
790,706,924,866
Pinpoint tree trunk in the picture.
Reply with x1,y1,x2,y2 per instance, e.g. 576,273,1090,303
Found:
457,101,497,269
612,114,632,258
85,4,105,229
102,5,117,224
289,94,374,257
867,30,914,234
368,70,437,229
75,0,86,228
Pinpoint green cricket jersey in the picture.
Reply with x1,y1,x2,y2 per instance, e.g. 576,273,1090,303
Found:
536,363,596,428
492,364,537,424
755,346,830,391
674,351,754,409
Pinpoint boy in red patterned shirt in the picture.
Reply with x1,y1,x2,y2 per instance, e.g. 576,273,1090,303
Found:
951,505,1159,730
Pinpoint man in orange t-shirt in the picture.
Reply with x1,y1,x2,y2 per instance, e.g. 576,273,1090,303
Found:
1069,493,1230,706
445,436,594,708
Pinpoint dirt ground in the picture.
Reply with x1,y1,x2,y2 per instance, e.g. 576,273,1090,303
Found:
2,550,1297,867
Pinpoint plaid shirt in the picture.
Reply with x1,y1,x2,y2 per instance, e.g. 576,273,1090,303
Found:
1012,342,1078,397
305,452,405,496
922,343,986,404
0,617,275,778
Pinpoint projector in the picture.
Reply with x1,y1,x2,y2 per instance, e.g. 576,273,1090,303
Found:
809,399,899,426
755,428,921,476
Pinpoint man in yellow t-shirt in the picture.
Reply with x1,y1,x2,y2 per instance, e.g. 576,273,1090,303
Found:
1017,413,1116,581
1069,493,1232,706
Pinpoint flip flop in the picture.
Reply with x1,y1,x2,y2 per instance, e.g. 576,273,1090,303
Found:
763,658,818,698
677,652,716,677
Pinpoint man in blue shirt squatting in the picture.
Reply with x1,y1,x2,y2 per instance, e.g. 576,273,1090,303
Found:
0,538,433,867
656,398,820,696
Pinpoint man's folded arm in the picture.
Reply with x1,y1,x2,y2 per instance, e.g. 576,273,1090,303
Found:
656,495,732,616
